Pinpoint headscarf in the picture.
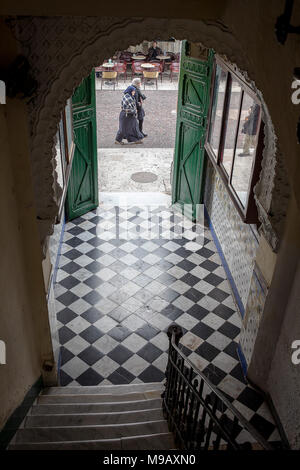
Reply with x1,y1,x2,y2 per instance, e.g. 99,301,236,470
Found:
124,85,135,96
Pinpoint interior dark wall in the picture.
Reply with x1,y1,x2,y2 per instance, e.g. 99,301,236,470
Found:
0,0,228,18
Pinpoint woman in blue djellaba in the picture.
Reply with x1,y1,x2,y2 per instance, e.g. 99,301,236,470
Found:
115,86,144,145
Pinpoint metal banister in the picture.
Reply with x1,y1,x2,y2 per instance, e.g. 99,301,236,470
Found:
162,324,275,451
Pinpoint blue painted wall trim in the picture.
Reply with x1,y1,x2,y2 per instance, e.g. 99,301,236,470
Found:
52,214,66,382
46,212,66,382
53,214,66,286
57,347,62,385
46,213,66,301
237,343,248,376
204,206,245,318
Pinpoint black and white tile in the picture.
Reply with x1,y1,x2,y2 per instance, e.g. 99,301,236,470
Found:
54,204,279,443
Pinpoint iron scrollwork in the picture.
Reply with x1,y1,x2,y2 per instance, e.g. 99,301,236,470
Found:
162,324,276,450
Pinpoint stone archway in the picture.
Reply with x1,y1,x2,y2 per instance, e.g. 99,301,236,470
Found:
7,16,289,255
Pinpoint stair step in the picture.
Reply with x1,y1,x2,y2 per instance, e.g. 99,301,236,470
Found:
38,390,162,404
30,398,162,415
15,420,169,443
25,408,163,427
9,432,175,450
42,383,163,395
122,433,175,450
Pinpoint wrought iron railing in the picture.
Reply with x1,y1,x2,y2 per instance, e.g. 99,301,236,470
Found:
162,325,274,451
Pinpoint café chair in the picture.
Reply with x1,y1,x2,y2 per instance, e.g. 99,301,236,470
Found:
120,51,133,68
150,63,163,83
143,70,159,90
131,61,144,80
116,62,127,82
170,62,180,82
164,52,175,72
101,70,118,90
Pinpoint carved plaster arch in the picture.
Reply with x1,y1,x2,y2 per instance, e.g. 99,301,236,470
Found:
8,16,288,255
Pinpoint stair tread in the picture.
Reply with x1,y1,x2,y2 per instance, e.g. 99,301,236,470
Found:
26,408,163,426
31,398,162,415
15,420,169,443
9,432,175,450
42,383,164,395
38,390,162,404
10,384,172,450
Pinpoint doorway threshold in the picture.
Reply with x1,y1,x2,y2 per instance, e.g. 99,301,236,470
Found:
99,192,171,206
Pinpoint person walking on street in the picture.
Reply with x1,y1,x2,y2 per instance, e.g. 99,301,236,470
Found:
115,86,144,145
131,78,147,138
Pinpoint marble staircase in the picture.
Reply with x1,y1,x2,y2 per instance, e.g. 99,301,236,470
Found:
8,383,175,450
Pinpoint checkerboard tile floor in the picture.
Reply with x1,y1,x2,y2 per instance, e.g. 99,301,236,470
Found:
54,204,280,443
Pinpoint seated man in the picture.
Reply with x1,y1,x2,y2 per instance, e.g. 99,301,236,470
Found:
146,41,163,61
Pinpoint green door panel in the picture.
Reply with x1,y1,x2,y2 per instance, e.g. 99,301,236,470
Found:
177,123,205,205
172,41,214,220
65,70,98,221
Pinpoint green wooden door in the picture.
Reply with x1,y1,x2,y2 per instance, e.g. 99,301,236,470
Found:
172,41,214,220
65,70,98,221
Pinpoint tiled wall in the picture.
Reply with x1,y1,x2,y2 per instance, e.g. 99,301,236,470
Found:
204,159,259,313
203,158,270,368
239,264,268,365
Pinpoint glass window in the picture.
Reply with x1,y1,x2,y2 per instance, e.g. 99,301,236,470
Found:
205,58,263,224
231,96,261,207
55,131,64,189
221,78,242,176
208,66,227,157
59,118,67,167
54,100,75,220
64,99,74,162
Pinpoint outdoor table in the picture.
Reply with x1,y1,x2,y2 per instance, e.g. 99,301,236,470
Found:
156,55,171,72
102,62,115,68
141,63,157,85
156,55,171,60
141,63,155,69
132,55,146,60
